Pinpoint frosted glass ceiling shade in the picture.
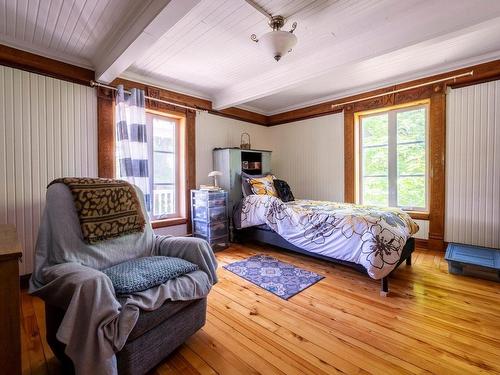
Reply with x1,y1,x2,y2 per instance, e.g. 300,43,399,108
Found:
259,30,297,61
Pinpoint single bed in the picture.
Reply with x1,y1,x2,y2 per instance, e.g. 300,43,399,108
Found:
233,195,419,296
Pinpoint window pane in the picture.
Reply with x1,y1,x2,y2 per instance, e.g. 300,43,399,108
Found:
362,114,388,146
363,177,388,206
154,152,174,184
397,108,425,143
398,176,425,208
363,146,388,176
153,185,175,216
360,106,427,210
153,117,175,152
397,143,425,175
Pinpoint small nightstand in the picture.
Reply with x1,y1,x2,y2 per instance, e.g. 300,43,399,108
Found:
191,190,229,251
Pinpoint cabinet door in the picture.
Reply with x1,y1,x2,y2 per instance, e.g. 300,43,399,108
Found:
213,149,230,190
228,149,242,212
228,150,241,190
213,149,242,216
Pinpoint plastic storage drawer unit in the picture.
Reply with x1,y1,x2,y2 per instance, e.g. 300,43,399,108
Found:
191,190,229,251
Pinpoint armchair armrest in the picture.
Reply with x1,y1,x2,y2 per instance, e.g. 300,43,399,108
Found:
154,235,218,285
32,262,119,312
30,262,133,370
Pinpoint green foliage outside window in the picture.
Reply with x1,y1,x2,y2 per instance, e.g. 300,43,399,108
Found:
363,146,388,175
362,114,388,146
398,143,425,175
363,177,388,206
397,108,425,142
398,176,425,208
361,106,426,209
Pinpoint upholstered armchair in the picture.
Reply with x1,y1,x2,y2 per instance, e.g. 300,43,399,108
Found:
30,182,218,375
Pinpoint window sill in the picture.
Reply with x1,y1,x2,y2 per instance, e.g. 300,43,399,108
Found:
405,211,429,221
151,217,187,229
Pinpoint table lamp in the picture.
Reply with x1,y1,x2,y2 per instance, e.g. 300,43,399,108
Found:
208,171,222,187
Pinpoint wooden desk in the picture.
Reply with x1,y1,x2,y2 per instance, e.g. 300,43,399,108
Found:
0,225,22,375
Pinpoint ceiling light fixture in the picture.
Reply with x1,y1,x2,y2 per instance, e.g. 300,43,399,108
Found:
246,1,297,62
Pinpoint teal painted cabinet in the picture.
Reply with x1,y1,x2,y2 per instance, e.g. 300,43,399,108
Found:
213,148,272,236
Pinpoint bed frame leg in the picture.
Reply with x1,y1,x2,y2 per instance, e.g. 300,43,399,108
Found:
380,277,388,297
406,254,412,266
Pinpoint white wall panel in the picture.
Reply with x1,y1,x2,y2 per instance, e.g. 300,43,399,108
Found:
413,219,429,240
445,80,500,248
154,224,188,237
268,113,345,202
0,66,98,275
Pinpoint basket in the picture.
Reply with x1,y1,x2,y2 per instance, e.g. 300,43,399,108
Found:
240,132,251,149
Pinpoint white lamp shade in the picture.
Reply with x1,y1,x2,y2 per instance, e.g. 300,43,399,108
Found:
259,30,297,61
208,171,222,177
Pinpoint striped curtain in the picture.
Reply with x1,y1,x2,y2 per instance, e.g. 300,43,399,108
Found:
115,85,151,211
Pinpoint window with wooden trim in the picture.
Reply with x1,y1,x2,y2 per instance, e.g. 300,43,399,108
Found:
116,111,185,221
357,103,428,211
147,112,182,220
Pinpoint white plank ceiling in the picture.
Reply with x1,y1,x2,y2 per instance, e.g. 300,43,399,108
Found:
2,0,500,114
0,0,146,67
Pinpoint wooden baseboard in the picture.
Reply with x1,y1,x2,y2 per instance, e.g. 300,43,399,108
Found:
427,238,445,251
415,238,429,249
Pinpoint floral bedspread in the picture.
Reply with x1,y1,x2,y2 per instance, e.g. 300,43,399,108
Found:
239,195,419,279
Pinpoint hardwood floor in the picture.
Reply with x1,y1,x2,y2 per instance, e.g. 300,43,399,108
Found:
21,244,500,375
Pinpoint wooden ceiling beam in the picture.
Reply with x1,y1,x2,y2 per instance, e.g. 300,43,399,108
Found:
211,107,268,126
94,0,201,83
212,4,500,111
111,77,212,111
112,77,269,126
267,58,500,126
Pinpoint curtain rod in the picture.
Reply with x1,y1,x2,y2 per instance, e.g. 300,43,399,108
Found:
89,80,208,113
331,71,474,108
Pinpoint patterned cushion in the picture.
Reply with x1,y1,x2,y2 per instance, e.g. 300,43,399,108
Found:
241,171,270,197
248,175,278,197
273,179,295,202
103,256,199,295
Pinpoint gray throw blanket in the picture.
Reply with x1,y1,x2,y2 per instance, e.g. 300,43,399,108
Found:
29,183,218,375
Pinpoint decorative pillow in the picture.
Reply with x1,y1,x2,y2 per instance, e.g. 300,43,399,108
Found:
103,256,199,295
248,175,278,197
273,179,295,202
241,171,270,197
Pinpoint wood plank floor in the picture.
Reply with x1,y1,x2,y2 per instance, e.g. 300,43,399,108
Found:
21,243,500,375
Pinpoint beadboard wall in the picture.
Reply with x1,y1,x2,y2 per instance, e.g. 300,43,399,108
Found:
445,80,500,248
0,66,98,275
268,113,345,202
